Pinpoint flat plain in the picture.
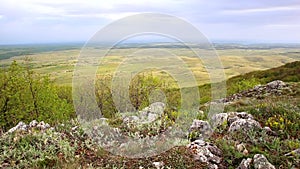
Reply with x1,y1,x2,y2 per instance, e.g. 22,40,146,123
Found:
0,43,299,87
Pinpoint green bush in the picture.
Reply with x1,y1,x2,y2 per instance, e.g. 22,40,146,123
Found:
0,129,77,168
0,61,75,131
94,71,181,118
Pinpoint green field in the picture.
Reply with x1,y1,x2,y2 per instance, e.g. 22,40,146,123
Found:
0,43,299,86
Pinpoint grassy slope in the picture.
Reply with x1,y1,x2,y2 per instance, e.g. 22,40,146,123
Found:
227,61,300,88
200,61,300,168
198,61,300,103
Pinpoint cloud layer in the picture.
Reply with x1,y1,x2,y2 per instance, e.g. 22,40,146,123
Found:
0,0,299,44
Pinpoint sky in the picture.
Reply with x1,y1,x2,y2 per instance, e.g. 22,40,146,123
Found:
0,0,300,44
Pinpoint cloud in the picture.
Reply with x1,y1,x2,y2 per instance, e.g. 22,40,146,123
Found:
0,0,300,44
223,6,300,14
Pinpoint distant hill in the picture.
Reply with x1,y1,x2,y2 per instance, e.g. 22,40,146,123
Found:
0,43,82,60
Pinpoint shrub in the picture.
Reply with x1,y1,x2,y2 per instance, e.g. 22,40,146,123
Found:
0,61,75,131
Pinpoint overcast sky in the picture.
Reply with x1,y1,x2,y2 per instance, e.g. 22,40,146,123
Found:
0,0,300,44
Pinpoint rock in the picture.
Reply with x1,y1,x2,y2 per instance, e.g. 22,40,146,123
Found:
148,102,165,114
71,126,78,131
212,80,290,105
1,163,10,168
99,118,109,125
235,112,254,120
228,112,254,125
123,115,140,123
189,120,213,139
36,121,50,130
147,113,158,122
254,85,262,90
263,127,277,136
123,102,165,124
45,123,50,129
199,110,205,116
7,121,28,133
211,113,228,128
6,120,52,134
253,154,276,169
190,120,211,130
141,102,165,123
266,80,286,89
193,139,206,146
236,143,245,152
236,158,252,169
152,161,164,169
29,120,38,128
284,148,300,157
37,121,45,129
243,149,249,156
228,119,261,132
187,140,224,168
208,163,218,169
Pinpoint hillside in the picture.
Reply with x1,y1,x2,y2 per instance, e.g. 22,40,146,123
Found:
0,61,299,168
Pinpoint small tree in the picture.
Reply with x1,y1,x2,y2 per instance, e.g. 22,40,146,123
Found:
0,61,74,131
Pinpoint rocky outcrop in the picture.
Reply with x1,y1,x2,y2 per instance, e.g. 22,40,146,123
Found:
227,112,254,125
123,102,165,124
187,140,225,169
210,111,262,133
236,158,252,169
7,122,28,133
152,161,164,169
236,154,276,169
215,80,291,104
211,113,228,128
228,119,261,132
189,120,213,139
253,154,276,169
7,120,51,134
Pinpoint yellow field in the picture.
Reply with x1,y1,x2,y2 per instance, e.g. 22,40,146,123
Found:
1,46,299,87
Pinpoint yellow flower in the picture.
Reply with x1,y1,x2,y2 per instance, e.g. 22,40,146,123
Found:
279,117,284,122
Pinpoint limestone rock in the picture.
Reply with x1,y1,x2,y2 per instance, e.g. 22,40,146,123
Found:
266,80,286,89
189,120,213,139
263,126,277,136
253,154,276,169
36,121,50,130
152,161,164,169
6,120,51,134
7,122,28,133
229,119,261,132
123,102,165,124
148,102,165,114
187,140,224,169
123,115,140,123
228,112,254,125
236,158,252,169
236,143,245,152
215,80,290,104
211,113,228,128
29,120,38,128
